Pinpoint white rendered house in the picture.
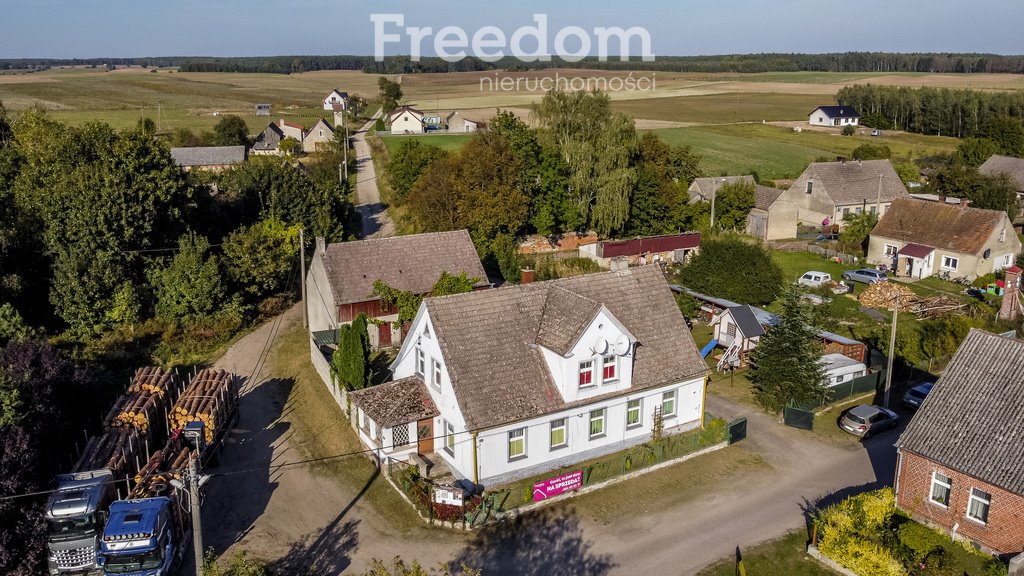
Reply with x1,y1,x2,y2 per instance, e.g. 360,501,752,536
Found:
348,267,710,486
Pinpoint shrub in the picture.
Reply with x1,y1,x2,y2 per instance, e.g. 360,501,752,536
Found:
897,521,946,561
972,273,998,288
842,124,856,136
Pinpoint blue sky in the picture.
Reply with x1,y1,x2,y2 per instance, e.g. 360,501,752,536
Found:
2,0,1022,59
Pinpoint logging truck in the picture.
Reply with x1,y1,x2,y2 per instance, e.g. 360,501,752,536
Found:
170,368,239,468
99,494,190,576
45,368,179,576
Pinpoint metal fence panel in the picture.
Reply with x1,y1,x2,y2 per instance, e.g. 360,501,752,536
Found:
784,406,815,430
728,417,747,443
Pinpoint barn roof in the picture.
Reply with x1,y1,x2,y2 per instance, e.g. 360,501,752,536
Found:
872,197,1010,256
169,145,247,167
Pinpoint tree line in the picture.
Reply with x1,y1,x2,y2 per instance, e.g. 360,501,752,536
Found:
9,52,1024,74
381,90,756,282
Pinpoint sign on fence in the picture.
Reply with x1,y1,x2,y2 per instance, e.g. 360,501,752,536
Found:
433,485,464,507
533,469,583,502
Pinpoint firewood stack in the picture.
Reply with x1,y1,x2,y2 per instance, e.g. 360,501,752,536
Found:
170,369,234,444
72,429,139,476
105,367,175,435
858,282,916,311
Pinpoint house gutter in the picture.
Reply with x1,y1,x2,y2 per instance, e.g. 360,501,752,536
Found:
472,431,479,486
894,449,903,499
702,375,710,428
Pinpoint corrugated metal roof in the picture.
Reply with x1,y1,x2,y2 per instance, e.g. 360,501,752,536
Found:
169,145,247,167
897,329,1024,494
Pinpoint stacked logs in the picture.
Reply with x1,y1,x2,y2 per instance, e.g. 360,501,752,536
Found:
131,439,191,498
170,369,234,444
72,429,140,476
858,282,916,311
105,367,175,436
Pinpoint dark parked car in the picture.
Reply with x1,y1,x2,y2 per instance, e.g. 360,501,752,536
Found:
902,382,934,410
842,268,888,284
814,233,839,243
839,404,899,438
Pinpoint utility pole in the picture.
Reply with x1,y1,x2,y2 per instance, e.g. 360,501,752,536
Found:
883,290,899,408
188,457,204,576
299,228,308,328
876,173,883,215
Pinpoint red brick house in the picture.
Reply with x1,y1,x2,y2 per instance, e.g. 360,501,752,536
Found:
895,329,1024,556
305,230,489,348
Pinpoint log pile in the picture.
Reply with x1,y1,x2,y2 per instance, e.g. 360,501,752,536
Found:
105,367,175,436
858,282,916,311
131,439,190,498
170,369,235,444
72,429,140,476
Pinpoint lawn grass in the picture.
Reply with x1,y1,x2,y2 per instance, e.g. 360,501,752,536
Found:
379,133,474,155
696,529,835,576
770,250,860,283
268,320,431,534
570,445,770,525
654,127,835,180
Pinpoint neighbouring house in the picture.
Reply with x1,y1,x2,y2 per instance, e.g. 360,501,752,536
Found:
323,89,349,111
680,288,867,364
867,197,1021,280
808,105,860,127
278,119,305,142
979,154,1024,221
579,233,701,268
710,305,764,363
252,123,285,155
774,159,908,237
305,229,489,350
445,111,486,133
895,329,1024,556
517,231,599,256
686,175,755,204
169,145,247,172
348,266,711,485
747,184,791,240
389,106,425,134
302,118,335,153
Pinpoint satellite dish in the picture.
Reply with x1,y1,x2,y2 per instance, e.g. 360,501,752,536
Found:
614,335,630,356
593,337,608,355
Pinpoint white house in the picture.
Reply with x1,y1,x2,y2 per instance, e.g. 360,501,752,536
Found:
445,111,485,133
278,119,305,142
302,118,335,153
389,106,425,134
348,266,710,486
323,89,348,111
809,106,860,127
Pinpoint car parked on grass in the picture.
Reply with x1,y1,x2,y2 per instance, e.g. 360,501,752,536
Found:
798,271,832,287
902,382,934,410
813,233,839,243
839,404,899,438
842,268,887,284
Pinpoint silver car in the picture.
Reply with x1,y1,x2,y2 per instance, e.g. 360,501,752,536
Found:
839,405,899,438
842,268,887,284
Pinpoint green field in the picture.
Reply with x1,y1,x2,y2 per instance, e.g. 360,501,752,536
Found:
379,133,474,155
614,92,824,124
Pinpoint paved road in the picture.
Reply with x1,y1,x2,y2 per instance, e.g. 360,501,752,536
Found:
351,110,394,239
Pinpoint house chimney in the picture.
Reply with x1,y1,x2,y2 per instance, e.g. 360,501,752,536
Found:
521,268,535,284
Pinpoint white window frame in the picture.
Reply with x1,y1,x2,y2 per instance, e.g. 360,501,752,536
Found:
884,244,897,257
549,418,567,450
444,420,455,456
589,408,606,439
432,359,442,390
508,428,527,461
626,399,642,429
930,471,951,507
415,347,425,375
662,390,677,418
601,354,617,383
967,487,991,525
941,256,959,271
1001,254,1013,268
579,360,595,389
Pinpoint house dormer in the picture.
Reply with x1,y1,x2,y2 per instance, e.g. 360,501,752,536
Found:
535,286,636,403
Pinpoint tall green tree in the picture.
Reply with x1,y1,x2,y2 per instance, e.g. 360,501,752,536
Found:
331,313,370,391
624,133,701,236
222,218,300,300
954,137,999,167
378,77,403,112
748,288,826,414
675,235,783,305
977,116,1024,157
212,115,250,147
150,234,225,323
838,211,878,254
386,140,448,201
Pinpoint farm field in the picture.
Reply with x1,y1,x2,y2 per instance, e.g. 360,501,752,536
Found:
379,133,473,155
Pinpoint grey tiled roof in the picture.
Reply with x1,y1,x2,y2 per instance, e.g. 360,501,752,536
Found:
803,159,908,206
754,184,784,211
349,375,438,428
872,197,1009,256
535,286,602,355
321,230,489,305
425,266,709,430
897,329,1024,494
979,154,1024,190
688,175,755,202
169,145,247,167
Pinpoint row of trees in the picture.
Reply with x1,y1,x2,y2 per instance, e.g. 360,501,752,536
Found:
384,91,756,282
837,84,1024,138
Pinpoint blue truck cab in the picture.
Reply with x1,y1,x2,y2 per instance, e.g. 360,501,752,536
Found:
99,498,185,576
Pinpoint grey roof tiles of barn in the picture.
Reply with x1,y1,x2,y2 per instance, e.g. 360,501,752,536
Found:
979,154,1024,190
169,145,247,167
753,185,784,210
348,375,438,428
873,197,1007,256
424,266,709,430
688,175,756,202
896,329,1024,494
321,230,489,305
803,159,908,206
535,286,602,356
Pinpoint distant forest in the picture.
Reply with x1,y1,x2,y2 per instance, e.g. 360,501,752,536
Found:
4,52,1024,74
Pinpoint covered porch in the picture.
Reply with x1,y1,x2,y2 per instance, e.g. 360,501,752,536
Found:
897,243,935,279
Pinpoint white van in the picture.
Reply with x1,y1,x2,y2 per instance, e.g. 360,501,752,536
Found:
798,271,832,288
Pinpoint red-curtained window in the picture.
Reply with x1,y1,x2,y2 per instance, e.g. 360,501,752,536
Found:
579,360,594,387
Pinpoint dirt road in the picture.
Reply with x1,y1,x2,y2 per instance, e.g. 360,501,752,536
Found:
352,110,394,239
